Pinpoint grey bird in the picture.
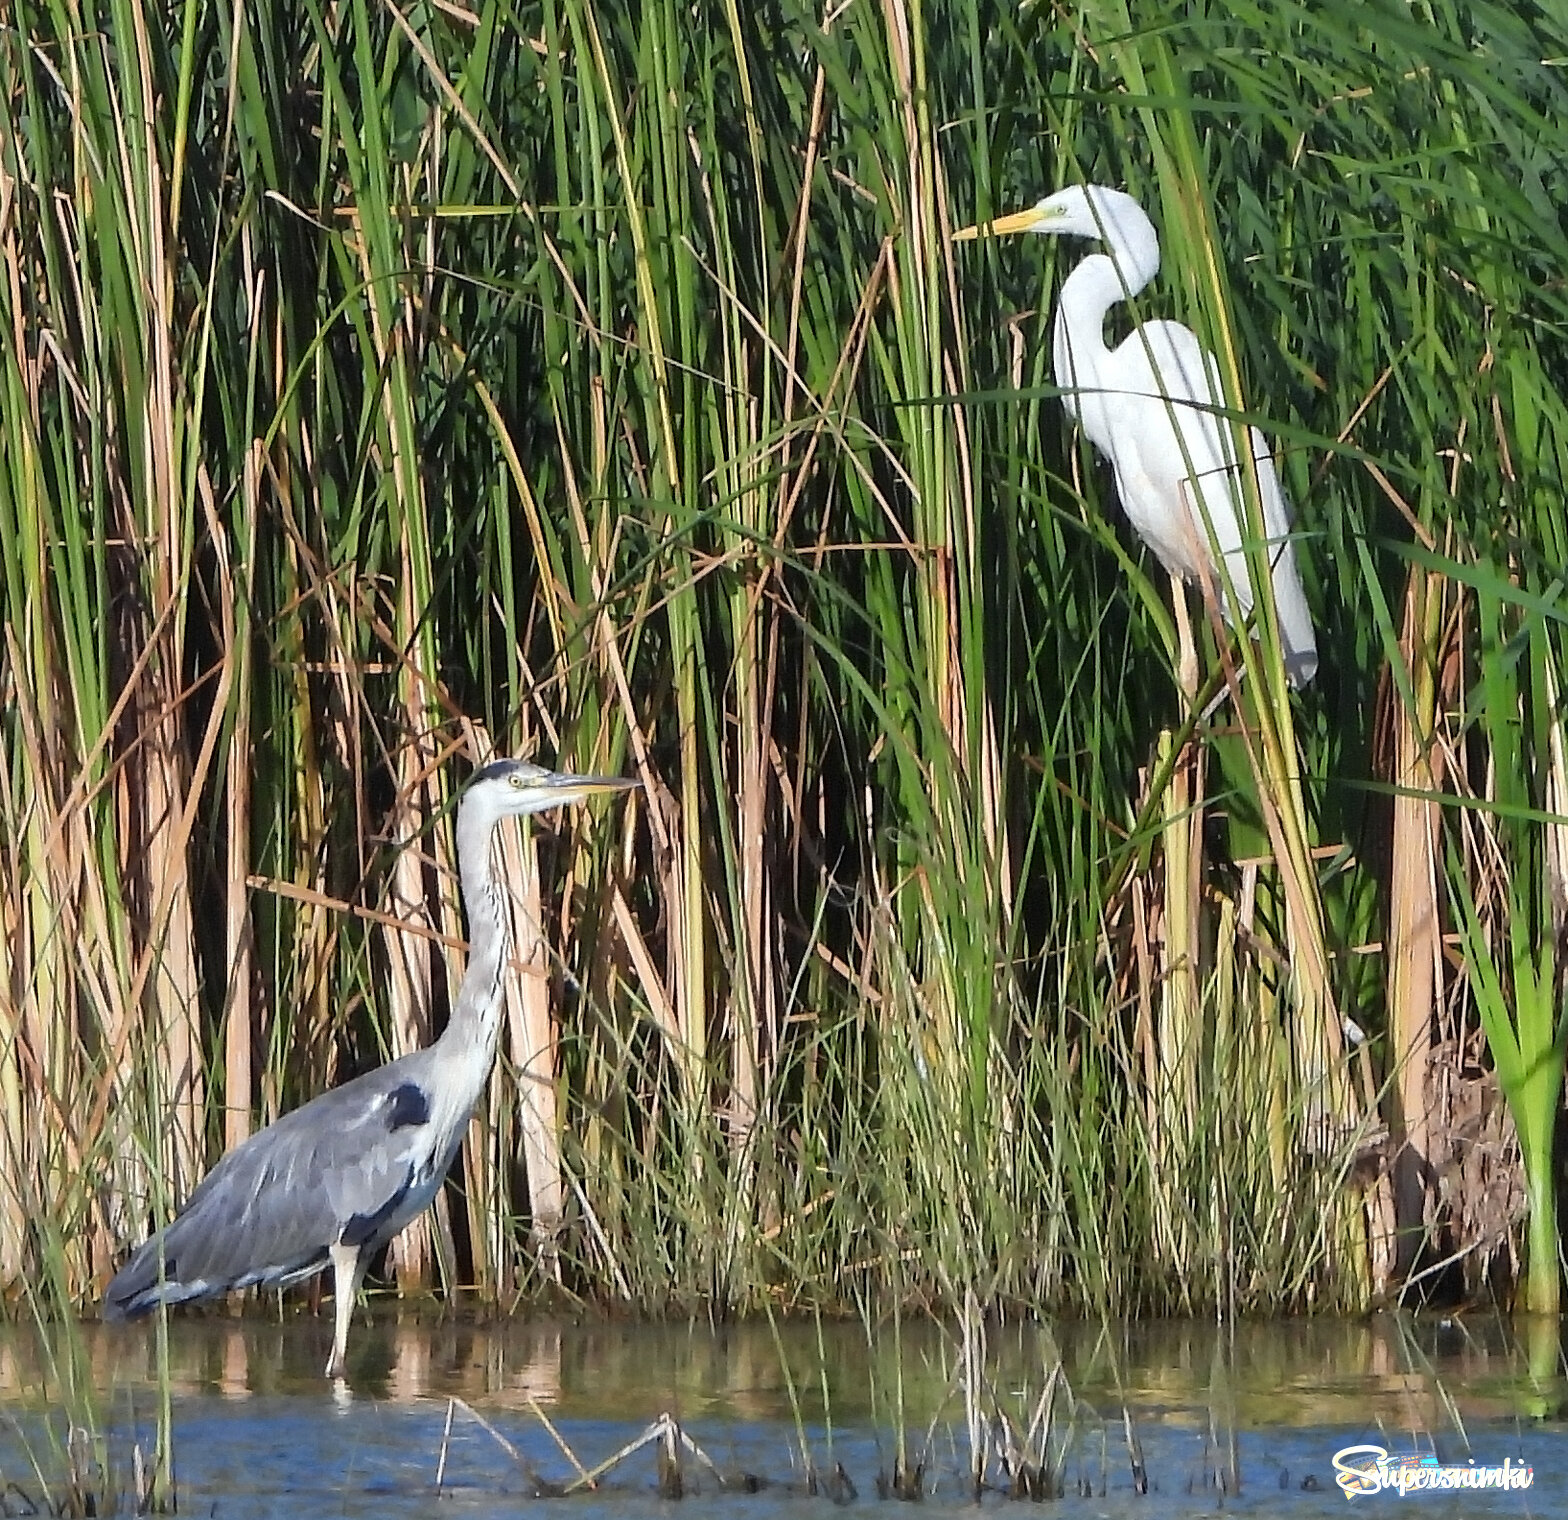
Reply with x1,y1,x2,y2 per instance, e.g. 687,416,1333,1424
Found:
102,758,638,1378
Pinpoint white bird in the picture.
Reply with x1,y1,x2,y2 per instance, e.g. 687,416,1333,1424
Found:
103,759,638,1378
956,185,1317,687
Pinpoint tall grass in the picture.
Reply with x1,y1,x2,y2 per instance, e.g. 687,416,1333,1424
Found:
0,0,1565,1323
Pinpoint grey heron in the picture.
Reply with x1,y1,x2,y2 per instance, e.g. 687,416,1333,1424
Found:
103,758,638,1378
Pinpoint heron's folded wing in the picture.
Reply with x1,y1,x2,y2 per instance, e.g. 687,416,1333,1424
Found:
104,1064,435,1315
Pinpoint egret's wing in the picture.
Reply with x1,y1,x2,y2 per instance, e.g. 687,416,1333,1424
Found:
103,1057,439,1318
1113,322,1318,683
1108,320,1238,588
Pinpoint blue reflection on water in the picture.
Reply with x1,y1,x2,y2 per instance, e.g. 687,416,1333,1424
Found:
51,1398,1553,1519
2,1315,1562,1519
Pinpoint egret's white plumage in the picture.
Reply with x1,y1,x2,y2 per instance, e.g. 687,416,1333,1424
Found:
957,185,1317,686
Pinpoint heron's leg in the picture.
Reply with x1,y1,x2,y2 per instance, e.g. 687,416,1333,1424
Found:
325,1242,365,1379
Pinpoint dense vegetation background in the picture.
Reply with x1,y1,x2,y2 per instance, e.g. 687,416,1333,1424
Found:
2,0,1566,1320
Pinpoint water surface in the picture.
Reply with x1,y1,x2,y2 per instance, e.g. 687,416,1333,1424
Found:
1,1313,1559,1516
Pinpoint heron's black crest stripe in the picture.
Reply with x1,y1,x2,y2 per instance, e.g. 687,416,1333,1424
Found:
472,759,525,785
341,1165,416,1248
384,1082,430,1130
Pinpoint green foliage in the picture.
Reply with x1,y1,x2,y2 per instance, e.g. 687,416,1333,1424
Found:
0,0,1565,1320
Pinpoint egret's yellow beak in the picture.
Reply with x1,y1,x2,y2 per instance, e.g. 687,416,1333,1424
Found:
952,207,1049,242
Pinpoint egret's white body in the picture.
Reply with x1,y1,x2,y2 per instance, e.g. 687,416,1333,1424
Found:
958,186,1317,686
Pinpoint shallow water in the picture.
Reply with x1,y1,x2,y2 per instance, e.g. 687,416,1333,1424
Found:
2,1313,1562,1516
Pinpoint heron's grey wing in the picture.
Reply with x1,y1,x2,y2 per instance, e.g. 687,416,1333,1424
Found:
103,1058,438,1319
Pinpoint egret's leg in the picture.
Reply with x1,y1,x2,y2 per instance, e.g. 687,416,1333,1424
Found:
1170,575,1199,702
325,1242,364,1379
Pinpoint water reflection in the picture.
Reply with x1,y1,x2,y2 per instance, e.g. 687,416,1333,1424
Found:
0,1314,1560,1519
0,1310,1560,1427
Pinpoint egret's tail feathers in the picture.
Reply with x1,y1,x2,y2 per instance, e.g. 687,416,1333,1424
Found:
1271,561,1319,688
1284,641,1319,688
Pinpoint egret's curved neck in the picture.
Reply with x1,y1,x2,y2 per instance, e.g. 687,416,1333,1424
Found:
446,804,514,1064
1050,219,1160,386
1051,255,1121,395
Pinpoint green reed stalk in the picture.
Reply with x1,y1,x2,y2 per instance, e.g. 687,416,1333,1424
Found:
0,0,1565,1327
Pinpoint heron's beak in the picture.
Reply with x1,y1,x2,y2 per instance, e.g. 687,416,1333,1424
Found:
952,207,1048,242
537,771,642,807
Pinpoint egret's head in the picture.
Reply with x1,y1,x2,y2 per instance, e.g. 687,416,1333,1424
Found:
953,184,1146,246
464,759,640,820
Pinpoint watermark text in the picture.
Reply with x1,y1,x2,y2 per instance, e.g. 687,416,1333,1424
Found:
1332,1444,1534,1499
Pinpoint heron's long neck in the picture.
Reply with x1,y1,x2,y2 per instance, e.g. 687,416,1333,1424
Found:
445,807,513,1069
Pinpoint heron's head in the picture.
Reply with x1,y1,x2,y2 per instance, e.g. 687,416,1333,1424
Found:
953,185,1148,247
464,759,640,821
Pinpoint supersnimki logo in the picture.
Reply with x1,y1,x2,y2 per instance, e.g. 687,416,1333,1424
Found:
1332,1444,1534,1499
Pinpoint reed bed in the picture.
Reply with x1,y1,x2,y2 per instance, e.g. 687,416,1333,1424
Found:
0,0,1565,1323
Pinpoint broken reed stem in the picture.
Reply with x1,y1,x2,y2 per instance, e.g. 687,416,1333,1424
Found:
435,1397,456,1495
445,1396,552,1493
525,1394,594,1488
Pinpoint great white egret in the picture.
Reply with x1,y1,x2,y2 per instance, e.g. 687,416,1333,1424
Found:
955,185,1317,687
